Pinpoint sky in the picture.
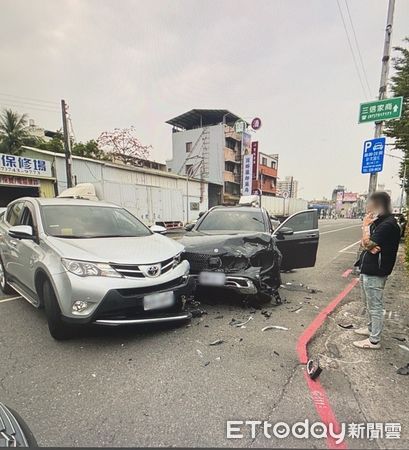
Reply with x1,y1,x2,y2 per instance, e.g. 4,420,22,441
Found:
1,0,408,202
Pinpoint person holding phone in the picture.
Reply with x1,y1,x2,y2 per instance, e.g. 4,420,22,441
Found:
353,191,401,349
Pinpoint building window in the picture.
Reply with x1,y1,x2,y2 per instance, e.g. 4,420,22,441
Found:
186,164,193,176
271,161,276,169
186,142,192,153
262,157,267,166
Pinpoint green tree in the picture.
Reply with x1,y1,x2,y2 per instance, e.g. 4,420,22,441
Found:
72,140,108,160
384,38,409,205
0,108,38,154
36,132,65,153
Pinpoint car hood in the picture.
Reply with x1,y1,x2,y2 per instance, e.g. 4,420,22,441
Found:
180,231,277,258
46,233,184,264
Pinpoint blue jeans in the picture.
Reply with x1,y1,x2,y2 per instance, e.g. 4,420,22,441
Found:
360,274,388,344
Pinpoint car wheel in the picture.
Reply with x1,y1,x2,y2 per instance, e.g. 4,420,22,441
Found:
43,279,76,340
0,256,15,295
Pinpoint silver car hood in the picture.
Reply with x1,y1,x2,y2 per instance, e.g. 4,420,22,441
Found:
46,233,184,264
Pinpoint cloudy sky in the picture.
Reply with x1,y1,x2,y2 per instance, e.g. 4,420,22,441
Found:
1,0,408,201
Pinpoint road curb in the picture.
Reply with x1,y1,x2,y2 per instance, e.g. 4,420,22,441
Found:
296,277,359,449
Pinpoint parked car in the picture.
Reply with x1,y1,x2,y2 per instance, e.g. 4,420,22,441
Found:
180,205,319,304
393,213,407,238
0,198,193,339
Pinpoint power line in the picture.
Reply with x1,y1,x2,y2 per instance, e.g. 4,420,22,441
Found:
0,100,60,114
336,0,369,99
0,94,58,111
0,92,57,106
344,0,373,97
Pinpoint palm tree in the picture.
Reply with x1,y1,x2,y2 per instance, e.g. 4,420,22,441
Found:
0,109,34,154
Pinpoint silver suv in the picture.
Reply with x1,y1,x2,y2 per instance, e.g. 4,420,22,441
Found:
0,198,192,339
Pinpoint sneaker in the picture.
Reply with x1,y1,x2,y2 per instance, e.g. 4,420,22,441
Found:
353,338,381,349
354,327,370,336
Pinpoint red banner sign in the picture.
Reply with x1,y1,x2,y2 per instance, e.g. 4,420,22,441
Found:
0,175,40,187
251,141,259,180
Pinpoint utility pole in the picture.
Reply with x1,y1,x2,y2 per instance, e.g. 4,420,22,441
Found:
368,0,395,195
61,99,73,188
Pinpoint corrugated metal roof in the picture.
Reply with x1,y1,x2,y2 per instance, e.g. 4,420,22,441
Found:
166,109,245,130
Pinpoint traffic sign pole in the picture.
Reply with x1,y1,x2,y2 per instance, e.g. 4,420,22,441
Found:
368,0,395,195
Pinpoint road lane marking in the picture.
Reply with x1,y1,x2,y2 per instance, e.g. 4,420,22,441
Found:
320,224,362,235
0,296,22,304
339,240,361,253
297,277,359,450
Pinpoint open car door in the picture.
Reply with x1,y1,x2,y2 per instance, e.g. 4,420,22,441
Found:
272,210,319,270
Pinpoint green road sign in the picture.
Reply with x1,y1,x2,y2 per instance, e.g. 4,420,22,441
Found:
358,96,403,123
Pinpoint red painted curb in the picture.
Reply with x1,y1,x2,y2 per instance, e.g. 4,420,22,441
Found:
297,277,359,449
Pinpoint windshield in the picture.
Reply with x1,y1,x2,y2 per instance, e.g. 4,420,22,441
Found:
41,205,151,238
197,209,266,232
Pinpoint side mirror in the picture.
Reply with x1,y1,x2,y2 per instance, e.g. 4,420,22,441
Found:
185,223,195,232
198,211,205,218
150,225,167,234
8,225,34,240
276,226,294,237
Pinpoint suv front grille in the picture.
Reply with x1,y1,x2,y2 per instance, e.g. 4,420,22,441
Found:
111,257,174,278
182,252,213,273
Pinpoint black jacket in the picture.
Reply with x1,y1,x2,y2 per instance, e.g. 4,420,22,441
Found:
358,214,401,276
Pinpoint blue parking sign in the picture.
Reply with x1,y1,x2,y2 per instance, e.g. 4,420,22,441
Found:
361,137,385,174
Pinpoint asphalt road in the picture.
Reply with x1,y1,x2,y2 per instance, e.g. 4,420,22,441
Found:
0,219,364,448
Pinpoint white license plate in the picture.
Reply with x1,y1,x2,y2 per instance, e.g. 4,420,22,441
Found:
144,291,175,311
199,271,226,286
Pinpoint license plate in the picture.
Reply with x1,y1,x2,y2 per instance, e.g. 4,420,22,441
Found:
199,271,226,286
144,291,174,311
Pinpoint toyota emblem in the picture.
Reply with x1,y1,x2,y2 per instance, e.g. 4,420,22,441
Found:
147,265,160,277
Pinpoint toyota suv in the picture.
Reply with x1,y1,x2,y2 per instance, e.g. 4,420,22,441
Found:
0,198,192,339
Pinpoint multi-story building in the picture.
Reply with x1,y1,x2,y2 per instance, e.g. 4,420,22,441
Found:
277,176,298,198
252,152,278,196
166,109,246,206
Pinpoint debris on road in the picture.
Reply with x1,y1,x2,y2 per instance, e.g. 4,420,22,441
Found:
229,316,253,327
290,306,303,313
280,282,322,294
261,310,272,318
391,336,406,342
338,323,354,329
398,344,409,353
196,349,204,358
397,363,409,375
307,357,322,380
262,325,288,332
209,339,225,346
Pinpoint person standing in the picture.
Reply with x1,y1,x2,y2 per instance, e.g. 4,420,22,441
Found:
353,192,401,349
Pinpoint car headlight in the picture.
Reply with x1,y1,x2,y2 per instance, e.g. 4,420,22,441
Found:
61,258,123,278
173,252,182,268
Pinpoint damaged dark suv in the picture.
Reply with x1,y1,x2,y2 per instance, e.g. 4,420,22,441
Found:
181,206,319,304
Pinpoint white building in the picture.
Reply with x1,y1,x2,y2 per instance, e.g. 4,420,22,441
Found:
166,109,246,206
277,176,298,198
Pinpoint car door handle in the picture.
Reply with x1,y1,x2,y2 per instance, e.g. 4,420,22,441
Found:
9,239,18,247
306,233,317,238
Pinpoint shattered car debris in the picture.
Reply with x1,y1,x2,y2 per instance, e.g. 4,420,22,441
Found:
181,205,319,304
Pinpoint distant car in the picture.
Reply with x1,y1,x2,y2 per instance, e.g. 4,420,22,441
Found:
180,206,319,304
393,213,407,238
0,198,193,339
